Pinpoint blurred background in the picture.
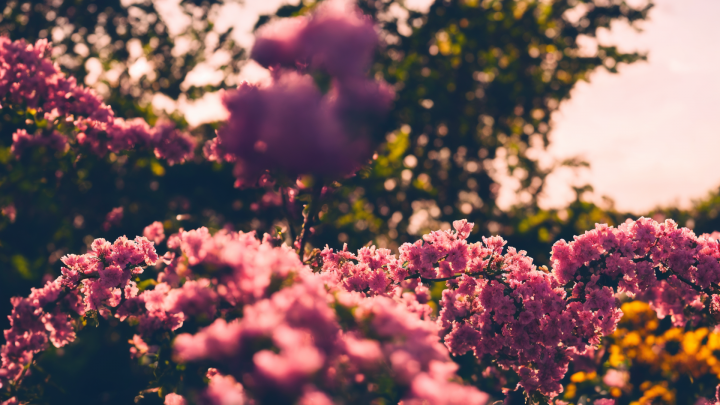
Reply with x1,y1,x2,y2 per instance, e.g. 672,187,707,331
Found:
1,0,719,403
189,0,720,215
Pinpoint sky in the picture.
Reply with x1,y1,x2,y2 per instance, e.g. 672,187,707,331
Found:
539,0,720,213
165,0,720,214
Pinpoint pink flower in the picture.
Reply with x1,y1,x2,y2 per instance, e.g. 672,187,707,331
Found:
215,0,393,186
150,121,196,165
602,369,628,388
164,279,217,318
217,71,380,186
0,233,161,388
252,0,377,78
143,221,166,245
174,319,242,362
297,389,334,405
102,207,124,232
406,368,489,405
129,334,158,359
0,38,194,163
11,129,67,157
11,217,720,402
1,204,16,223
163,393,187,405
203,373,246,405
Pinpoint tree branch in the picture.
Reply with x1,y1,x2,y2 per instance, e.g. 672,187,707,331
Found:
298,180,324,259
279,187,297,244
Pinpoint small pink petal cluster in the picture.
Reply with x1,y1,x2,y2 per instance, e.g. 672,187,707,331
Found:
163,392,187,405
201,368,245,405
207,0,394,186
143,221,166,245
102,206,124,231
1,204,16,223
0,37,195,164
0,235,158,388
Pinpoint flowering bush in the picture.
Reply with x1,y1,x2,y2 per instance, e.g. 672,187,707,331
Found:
0,0,709,404
0,37,195,164
3,217,720,404
0,224,487,404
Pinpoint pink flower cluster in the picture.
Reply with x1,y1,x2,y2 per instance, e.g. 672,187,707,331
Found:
551,218,720,327
251,0,377,79
143,221,166,245
6,217,720,402
173,285,486,404
0,235,158,388
320,218,720,399
0,37,195,164
1,224,486,404
208,0,394,186
167,226,485,404
11,128,67,156
102,206,124,231
321,220,584,397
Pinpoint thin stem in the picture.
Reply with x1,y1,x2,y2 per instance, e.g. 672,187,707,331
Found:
279,187,297,244
669,269,706,294
298,180,324,259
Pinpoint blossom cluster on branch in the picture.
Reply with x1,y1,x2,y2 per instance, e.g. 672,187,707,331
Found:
4,217,720,403
205,0,394,187
0,235,158,388
320,218,720,400
0,224,487,405
0,37,195,164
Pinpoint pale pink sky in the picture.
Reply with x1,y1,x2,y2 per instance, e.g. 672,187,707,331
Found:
167,0,720,214
539,0,720,213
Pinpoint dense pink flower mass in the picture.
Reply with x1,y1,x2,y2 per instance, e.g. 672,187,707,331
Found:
5,217,720,402
321,220,581,396
0,225,485,404
11,128,67,156
0,37,195,163
550,218,720,327
210,0,394,186
168,227,485,403
321,218,720,398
